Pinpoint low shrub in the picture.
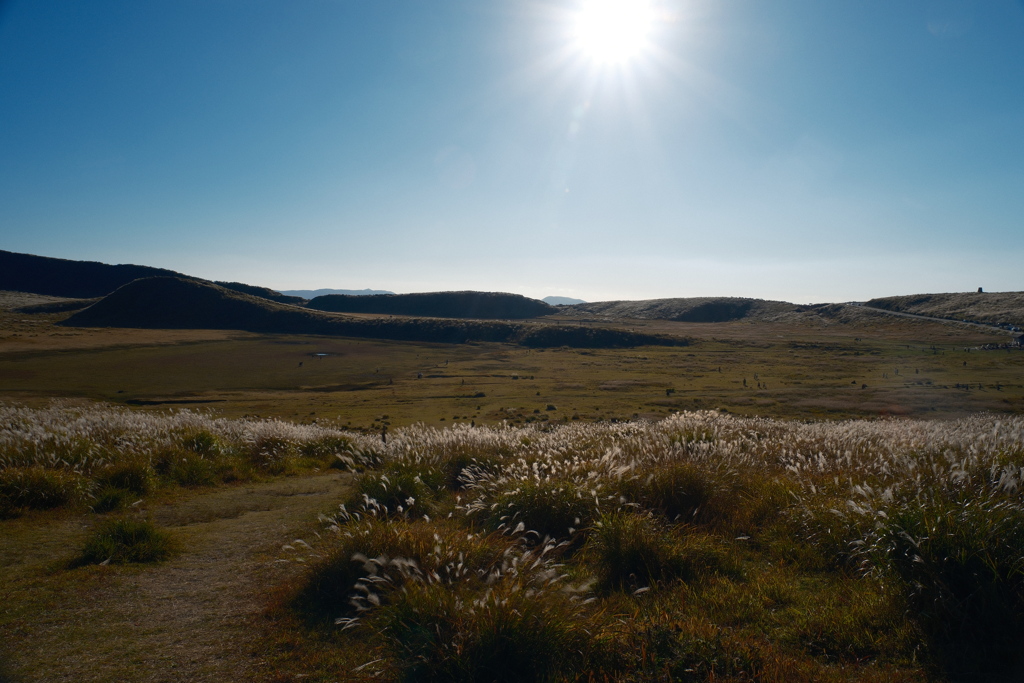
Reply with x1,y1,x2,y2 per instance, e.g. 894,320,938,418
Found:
350,464,437,516
95,459,155,496
293,518,509,624
617,461,737,527
91,485,136,513
488,479,595,542
245,434,298,466
862,493,1024,677
162,451,218,487
299,435,354,467
78,517,176,565
0,466,90,516
179,429,222,458
585,512,735,592
379,579,601,682
439,452,503,490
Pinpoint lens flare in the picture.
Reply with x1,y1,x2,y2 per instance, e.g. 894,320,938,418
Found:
574,0,655,64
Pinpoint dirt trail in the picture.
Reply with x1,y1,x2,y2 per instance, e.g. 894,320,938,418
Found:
1,472,351,682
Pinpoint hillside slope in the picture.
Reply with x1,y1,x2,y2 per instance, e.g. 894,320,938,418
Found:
866,292,1024,328
213,281,306,305
0,250,184,298
0,249,304,305
62,277,683,348
306,291,556,319
563,297,800,322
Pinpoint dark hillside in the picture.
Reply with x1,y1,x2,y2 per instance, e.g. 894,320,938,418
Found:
306,291,556,319
564,297,799,322
0,249,305,306
0,249,184,298
866,292,1024,328
62,277,683,349
214,281,306,305
63,277,328,332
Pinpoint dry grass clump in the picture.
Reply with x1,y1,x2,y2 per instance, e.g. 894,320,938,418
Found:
278,411,1024,681
585,512,737,593
77,517,177,565
380,579,603,683
0,465,90,517
486,478,596,542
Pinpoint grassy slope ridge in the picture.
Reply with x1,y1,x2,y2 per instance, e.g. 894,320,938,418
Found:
213,281,306,305
0,249,301,305
0,249,185,299
866,292,1024,327
306,291,557,319
565,296,801,322
62,277,684,348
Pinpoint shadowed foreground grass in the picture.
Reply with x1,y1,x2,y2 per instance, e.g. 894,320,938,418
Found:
268,412,1024,682
4,403,1024,681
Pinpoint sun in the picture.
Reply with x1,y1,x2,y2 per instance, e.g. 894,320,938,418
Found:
573,0,656,64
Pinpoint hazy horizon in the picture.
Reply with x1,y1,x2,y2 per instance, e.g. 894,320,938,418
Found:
2,1,1022,304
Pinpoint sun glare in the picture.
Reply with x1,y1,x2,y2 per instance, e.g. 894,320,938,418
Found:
574,0,655,64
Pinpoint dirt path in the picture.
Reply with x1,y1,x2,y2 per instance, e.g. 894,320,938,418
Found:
850,303,1020,337
1,472,351,682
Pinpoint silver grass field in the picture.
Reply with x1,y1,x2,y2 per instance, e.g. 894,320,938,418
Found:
3,402,1024,681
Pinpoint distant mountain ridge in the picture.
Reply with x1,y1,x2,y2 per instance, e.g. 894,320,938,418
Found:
543,296,586,306
306,291,556,319
280,288,394,298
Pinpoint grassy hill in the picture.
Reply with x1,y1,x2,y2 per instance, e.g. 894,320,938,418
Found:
62,277,683,348
306,291,556,319
0,249,303,305
564,297,800,322
866,292,1024,328
0,249,185,298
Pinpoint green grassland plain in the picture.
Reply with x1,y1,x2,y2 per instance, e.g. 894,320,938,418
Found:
2,299,1023,427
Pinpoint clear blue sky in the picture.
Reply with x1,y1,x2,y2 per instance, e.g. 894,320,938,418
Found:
1,0,1022,303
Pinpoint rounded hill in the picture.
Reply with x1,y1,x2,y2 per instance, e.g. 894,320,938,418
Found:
562,297,799,322
865,292,1024,328
305,291,556,319
61,277,684,349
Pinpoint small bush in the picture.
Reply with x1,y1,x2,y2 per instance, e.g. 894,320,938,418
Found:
380,580,600,683
180,429,222,457
351,464,437,516
78,517,176,565
488,479,594,542
167,452,217,487
0,466,90,516
299,435,354,466
586,512,736,592
95,460,155,496
91,485,136,513
293,518,508,624
246,434,298,466
440,452,503,490
618,461,735,527
863,494,1024,676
